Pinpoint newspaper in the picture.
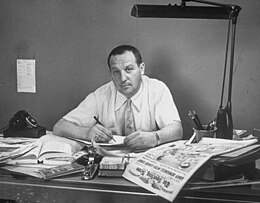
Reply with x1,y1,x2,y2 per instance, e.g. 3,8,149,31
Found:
123,137,257,202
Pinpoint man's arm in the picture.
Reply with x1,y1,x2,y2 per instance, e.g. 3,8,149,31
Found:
124,121,183,150
157,120,183,144
53,118,113,142
53,118,91,140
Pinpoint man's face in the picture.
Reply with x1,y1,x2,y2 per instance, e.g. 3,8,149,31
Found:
109,51,145,99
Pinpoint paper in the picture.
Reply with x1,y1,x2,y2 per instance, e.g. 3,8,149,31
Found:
17,59,36,93
98,135,125,146
93,142,140,158
0,136,37,148
0,142,39,163
221,144,260,157
67,135,125,147
123,138,258,202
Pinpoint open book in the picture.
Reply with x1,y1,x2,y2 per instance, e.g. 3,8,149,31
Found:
6,140,73,166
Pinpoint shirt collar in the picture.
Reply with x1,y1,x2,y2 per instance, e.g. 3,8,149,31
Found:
114,79,143,112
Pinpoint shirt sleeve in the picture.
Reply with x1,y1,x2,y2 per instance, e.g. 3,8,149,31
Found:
63,93,98,127
155,83,181,129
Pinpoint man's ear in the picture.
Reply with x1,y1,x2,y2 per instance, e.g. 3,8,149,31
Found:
140,62,145,75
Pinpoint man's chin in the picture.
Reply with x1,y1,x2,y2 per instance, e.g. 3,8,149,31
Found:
119,89,133,98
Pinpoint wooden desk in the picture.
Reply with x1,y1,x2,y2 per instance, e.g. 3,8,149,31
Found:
1,171,260,203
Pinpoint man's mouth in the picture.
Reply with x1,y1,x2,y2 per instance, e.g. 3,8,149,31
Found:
121,84,131,88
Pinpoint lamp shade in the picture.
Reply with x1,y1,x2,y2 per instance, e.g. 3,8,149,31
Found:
131,4,240,21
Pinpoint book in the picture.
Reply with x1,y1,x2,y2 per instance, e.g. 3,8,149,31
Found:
1,162,85,179
99,156,128,170
6,140,74,166
98,169,125,177
98,156,132,177
38,162,85,179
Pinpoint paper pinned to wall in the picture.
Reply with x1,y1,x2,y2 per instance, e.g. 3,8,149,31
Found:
17,59,36,93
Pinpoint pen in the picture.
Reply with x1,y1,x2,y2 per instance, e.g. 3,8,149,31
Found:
93,116,116,142
93,116,102,126
192,110,203,130
188,111,200,130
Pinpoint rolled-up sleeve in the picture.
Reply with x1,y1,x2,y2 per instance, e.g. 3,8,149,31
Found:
155,83,181,129
63,93,98,127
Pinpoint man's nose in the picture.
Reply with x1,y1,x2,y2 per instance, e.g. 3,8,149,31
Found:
120,71,127,81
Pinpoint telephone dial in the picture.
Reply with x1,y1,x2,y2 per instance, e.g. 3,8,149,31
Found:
9,110,38,129
3,110,46,138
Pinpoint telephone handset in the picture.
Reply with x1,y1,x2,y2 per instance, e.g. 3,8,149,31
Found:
3,110,46,138
9,110,38,129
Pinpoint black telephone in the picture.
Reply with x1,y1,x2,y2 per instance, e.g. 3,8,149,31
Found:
3,110,46,138
9,110,38,129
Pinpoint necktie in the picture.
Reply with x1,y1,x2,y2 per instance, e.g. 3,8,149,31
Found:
124,99,136,136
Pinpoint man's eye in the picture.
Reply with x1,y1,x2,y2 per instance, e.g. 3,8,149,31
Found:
113,70,120,75
126,68,133,73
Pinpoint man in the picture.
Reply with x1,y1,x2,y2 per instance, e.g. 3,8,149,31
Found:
53,45,183,150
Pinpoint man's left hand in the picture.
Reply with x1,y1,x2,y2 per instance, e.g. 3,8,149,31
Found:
124,131,157,150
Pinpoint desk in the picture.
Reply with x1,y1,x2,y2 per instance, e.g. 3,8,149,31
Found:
1,171,260,203
1,135,260,203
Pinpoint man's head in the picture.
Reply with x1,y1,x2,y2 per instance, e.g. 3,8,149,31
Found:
108,45,145,99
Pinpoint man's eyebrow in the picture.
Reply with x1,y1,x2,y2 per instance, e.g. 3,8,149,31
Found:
110,68,119,72
125,64,134,68
110,65,119,70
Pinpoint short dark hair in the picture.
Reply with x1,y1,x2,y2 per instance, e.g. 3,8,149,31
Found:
107,45,143,68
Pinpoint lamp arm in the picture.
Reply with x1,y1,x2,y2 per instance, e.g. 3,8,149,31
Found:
227,23,237,104
183,0,241,23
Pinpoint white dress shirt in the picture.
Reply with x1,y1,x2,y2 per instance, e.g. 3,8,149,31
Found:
63,75,181,136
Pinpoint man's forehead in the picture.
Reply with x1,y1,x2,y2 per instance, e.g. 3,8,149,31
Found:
110,51,136,66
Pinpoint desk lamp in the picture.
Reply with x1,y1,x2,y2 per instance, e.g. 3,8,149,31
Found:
131,0,241,139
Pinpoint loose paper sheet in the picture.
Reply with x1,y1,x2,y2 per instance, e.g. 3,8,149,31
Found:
17,59,36,93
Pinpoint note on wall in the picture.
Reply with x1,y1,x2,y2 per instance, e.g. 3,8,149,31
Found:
17,59,36,93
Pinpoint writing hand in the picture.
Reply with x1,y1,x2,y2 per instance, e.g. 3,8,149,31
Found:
89,124,113,143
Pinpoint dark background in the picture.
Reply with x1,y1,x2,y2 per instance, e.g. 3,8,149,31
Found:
0,0,259,139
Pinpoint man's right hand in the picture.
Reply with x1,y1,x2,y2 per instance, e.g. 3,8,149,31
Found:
88,124,113,143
